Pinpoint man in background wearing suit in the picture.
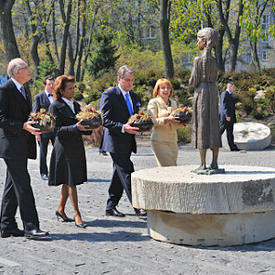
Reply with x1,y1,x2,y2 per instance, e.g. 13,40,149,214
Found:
0,58,49,239
219,82,239,151
33,76,55,180
100,65,146,218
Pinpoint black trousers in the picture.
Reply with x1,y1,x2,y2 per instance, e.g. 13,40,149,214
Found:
0,158,39,231
39,132,55,175
106,152,134,210
220,120,237,150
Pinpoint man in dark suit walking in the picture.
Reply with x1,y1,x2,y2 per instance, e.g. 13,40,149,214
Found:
219,82,239,151
100,65,146,217
33,76,55,180
0,58,49,239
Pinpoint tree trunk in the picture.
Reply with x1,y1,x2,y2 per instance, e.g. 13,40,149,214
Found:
68,33,75,76
80,5,99,81
216,29,225,72
0,0,20,61
68,0,81,76
25,1,41,77
250,41,261,73
76,0,87,82
217,0,243,72
160,0,174,79
52,3,60,64
59,0,73,74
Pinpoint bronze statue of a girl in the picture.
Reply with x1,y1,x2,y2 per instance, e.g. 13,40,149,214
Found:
189,27,222,172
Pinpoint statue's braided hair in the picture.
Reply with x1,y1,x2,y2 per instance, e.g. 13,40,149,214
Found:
197,28,219,80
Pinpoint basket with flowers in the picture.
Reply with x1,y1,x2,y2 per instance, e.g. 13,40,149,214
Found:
28,108,56,133
76,105,102,129
128,112,153,132
171,106,192,124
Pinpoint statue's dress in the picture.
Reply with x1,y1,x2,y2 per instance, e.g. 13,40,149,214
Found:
189,54,222,149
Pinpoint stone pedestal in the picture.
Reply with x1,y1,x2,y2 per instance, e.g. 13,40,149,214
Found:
132,165,275,246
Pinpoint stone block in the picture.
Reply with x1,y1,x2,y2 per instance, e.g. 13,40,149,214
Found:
222,122,271,151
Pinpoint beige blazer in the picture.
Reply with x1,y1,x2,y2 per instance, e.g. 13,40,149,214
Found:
147,96,180,144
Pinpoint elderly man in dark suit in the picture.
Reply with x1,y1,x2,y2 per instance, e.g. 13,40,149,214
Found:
0,58,49,239
33,76,55,180
219,82,239,151
100,65,146,217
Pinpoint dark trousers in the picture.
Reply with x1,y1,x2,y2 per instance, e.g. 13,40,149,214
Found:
220,120,237,150
0,158,39,231
106,152,134,210
39,132,55,175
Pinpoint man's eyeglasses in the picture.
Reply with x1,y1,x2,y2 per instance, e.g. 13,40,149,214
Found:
18,66,28,70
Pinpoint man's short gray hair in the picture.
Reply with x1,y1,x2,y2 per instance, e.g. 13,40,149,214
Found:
7,58,27,77
117,65,135,79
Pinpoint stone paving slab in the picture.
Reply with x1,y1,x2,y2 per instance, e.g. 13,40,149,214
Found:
1,143,275,274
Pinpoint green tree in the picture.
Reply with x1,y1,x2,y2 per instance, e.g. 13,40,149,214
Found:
240,0,274,73
87,28,119,79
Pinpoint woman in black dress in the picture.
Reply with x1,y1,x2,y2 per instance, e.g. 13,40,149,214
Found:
48,75,91,228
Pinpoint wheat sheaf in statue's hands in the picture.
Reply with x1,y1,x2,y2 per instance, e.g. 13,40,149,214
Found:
28,108,56,133
128,111,153,132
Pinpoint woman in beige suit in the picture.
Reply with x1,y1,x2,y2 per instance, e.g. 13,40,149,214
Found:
147,78,181,167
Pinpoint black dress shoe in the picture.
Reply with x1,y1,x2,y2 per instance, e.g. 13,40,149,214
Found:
25,229,49,239
135,209,147,217
41,174,48,180
105,207,125,217
1,228,25,238
75,222,87,228
231,148,240,151
55,211,74,222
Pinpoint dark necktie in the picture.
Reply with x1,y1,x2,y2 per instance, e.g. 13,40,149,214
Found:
19,86,26,100
125,93,133,116
48,93,53,97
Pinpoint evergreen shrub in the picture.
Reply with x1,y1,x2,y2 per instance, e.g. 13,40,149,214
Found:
177,126,191,144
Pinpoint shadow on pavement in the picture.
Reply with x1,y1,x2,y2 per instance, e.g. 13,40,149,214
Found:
50,231,150,242
86,218,147,229
87,178,110,183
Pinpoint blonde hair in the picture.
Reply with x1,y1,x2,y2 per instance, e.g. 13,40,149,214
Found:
153,78,173,98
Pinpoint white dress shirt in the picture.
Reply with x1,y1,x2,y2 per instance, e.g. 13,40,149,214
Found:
11,78,25,96
45,90,54,104
62,97,75,113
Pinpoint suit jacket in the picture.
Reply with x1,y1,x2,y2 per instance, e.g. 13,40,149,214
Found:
100,86,140,154
147,96,180,144
219,90,237,123
48,98,87,186
33,91,52,112
0,79,36,159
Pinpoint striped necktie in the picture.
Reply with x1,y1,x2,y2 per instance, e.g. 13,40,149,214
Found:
20,86,26,100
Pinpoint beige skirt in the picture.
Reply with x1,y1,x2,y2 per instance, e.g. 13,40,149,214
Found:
151,141,178,167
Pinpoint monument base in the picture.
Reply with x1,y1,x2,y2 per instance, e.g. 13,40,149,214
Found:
147,210,275,246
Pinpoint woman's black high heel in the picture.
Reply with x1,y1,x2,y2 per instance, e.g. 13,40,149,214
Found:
55,211,74,222
75,222,87,228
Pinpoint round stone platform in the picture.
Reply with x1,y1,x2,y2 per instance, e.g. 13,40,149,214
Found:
132,165,275,246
